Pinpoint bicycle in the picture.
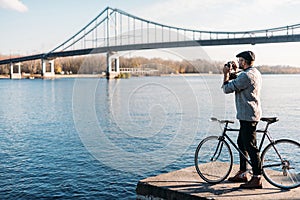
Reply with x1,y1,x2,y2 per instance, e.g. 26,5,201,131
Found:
194,117,300,189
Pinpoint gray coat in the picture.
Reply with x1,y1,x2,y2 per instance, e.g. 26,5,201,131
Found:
223,67,262,122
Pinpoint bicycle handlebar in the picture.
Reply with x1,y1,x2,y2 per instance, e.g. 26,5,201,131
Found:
210,117,234,124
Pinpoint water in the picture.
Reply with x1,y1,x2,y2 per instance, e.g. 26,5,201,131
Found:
0,75,299,199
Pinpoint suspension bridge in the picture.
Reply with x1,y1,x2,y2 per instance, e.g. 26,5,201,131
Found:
1,6,300,79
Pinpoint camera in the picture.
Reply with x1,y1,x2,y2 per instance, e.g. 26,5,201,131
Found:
224,61,238,80
224,61,235,70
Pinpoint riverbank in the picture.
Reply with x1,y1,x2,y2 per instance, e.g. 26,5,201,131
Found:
0,74,106,79
0,73,213,79
0,75,9,78
1,73,299,80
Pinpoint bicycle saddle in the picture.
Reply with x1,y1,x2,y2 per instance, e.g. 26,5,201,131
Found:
260,117,279,124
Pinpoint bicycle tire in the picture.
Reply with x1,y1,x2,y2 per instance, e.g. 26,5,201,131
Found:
194,136,233,184
261,139,300,189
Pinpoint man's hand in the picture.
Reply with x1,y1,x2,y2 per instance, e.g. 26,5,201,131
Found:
223,65,230,83
223,65,230,74
231,61,238,74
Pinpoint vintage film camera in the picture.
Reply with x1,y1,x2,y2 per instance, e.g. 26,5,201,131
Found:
224,61,238,80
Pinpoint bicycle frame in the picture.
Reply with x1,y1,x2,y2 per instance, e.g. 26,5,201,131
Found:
217,121,282,167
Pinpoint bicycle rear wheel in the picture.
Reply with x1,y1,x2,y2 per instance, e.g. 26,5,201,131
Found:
261,139,300,189
194,136,233,184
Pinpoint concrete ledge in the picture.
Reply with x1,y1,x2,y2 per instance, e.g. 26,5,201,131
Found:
42,72,56,78
136,165,299,200
106,71,120,79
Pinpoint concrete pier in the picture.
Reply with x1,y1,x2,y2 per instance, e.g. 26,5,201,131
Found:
10,62,22,79
106,52,120,79
136,165,299,200
41,59,55,78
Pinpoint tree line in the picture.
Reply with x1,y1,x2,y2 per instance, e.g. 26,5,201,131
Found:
1,54,300,75
257,65,300,74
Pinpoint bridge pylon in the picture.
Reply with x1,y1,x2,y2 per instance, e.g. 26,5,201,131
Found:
41,59,55,78
10,62,22,79
106,51,120,79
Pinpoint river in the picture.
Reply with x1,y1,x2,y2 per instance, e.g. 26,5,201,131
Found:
0,74,299,199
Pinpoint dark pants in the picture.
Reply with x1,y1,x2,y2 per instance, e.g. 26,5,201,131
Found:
238,120,262,175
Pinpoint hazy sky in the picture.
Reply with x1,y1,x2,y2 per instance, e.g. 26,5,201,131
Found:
1,0,300,66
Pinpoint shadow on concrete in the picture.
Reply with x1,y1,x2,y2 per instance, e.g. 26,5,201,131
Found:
143,179,291,199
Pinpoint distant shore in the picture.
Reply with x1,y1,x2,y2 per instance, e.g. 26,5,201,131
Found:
0,73,212,79
0,74,106,79
1,73,299,79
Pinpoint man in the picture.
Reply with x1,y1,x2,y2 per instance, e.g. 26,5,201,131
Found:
222,51,263,189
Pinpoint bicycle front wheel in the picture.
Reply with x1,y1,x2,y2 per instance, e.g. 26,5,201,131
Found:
262,139,300,189
194,136,233,184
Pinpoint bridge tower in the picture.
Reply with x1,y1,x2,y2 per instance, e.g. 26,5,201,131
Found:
41,59,55,78
106,52,120,79
10,62,22,79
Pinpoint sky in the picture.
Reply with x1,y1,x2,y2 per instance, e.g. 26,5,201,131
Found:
1,0,300,66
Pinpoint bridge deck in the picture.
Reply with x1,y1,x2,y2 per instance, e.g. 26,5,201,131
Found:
136,165,299,200
2,34,300,65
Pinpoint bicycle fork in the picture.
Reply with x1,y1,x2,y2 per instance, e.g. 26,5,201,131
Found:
210,124,229,162
210,138,224,162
